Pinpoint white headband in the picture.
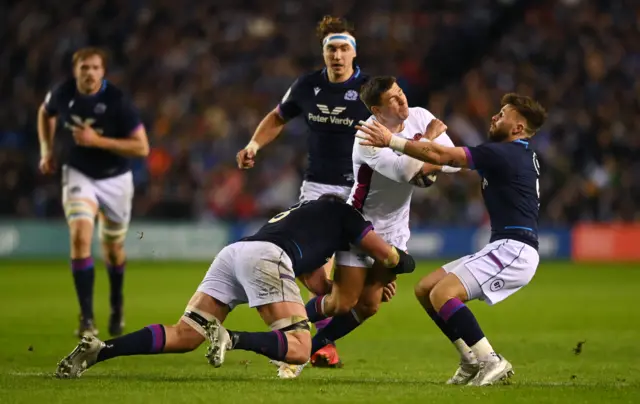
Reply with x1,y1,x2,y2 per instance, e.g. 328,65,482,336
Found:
322,33,357,51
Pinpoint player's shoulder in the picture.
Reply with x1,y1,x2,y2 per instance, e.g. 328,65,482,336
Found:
102,81,128,102
408,107,435,122
295,70,324,87
48,77,76,97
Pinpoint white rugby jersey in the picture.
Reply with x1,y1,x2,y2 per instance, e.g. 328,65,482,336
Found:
348,107,457,233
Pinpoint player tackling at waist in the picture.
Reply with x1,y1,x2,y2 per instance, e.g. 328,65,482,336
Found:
356,87,547,386
55,194,415,379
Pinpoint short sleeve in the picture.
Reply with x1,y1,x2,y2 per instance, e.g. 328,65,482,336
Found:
277,77,305,121
118,97,143,135
340,203,374,247
43,85,61,116
463,142,509,173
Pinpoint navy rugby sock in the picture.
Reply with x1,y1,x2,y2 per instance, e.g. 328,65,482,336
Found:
305,296,328,323
228,330,288,362
438,298,484,347
311,310,361,355
106,262,125,315
71,257,95,321
96,324,166,362
426,307,460,342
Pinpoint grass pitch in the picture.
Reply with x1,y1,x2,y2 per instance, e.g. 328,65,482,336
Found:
1,260,639,403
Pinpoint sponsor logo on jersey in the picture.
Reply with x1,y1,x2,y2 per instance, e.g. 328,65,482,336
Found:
64,115,104,135
308,104,354,126
314,87,321,96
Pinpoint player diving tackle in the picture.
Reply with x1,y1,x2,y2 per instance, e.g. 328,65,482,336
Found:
55,194,415,379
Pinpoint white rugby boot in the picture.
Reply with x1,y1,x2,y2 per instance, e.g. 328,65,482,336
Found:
467,355,514,386
446,361,480,385
276,361,308,379
204,319,232,368
56,336,105,378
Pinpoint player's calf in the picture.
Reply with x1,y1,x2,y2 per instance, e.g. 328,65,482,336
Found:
221,316,312,366
99,215,129,336
67,205,98,336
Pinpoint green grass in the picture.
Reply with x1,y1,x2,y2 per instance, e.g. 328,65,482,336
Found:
1,260,639,403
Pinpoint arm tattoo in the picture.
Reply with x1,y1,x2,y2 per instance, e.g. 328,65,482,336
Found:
445,159,460,167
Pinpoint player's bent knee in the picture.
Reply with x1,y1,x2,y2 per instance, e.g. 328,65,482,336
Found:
174,320,205,351
99,219,128,244
331,293,359,315
356,301,380,319
65,200,96,226
181,305,221,340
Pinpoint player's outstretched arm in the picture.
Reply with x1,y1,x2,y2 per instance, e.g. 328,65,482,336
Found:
237,108,286,169
356,119,469,168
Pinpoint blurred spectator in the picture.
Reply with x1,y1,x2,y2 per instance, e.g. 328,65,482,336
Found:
0,0,637,225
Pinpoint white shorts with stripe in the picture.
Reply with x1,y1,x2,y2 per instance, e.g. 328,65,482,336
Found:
443,239,539,305
62,165,133,224
335,226,410,268
299,180,352,202
197,241,303,310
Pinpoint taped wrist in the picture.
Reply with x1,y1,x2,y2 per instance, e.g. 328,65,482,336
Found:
390,248,416,275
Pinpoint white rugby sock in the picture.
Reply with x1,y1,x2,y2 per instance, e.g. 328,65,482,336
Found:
470,337,500,363
453,338,477,364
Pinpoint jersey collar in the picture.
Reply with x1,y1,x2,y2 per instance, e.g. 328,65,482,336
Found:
322,65,361,86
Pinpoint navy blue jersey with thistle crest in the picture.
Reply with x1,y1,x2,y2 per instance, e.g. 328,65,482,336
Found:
241,199,373,276
43,78,142,179
463,139,541,249
278,67,371,187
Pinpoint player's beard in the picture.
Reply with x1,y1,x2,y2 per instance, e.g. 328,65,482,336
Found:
488,124,509,142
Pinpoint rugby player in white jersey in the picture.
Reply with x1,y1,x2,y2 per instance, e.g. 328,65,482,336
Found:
299,76,460,371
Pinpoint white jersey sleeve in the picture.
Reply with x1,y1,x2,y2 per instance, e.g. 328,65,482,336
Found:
416,108,461,173
353,135,424,183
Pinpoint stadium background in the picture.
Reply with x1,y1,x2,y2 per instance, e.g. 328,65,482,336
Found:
1,1,639,403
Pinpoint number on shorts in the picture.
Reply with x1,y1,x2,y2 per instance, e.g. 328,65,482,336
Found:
268,201,309,223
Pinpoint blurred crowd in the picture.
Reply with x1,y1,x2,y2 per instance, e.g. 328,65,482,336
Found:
0,0,638,226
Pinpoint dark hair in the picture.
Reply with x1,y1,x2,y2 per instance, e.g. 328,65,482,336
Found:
316,15,355,39
318,193,347,204
501,93,547,135
359,76,397,112
72,47,108,68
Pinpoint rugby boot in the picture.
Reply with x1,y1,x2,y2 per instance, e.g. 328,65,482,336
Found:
204,319,232,367
310,344,343,368
468,355,514,386
56,335,105,378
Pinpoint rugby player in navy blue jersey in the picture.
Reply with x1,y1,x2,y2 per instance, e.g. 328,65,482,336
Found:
55,194,415,379
357,91,547,386
236,15,377,367
38,47,149,338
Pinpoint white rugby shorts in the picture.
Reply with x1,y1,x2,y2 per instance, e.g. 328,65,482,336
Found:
197,241,303,309
299,180,352,202
335,226,410,268
62,165,133,224
443,239,539,305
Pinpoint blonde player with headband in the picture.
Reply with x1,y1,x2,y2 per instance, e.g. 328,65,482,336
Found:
236,15,381,368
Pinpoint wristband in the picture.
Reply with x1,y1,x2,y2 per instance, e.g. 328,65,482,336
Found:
389,135,407,152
